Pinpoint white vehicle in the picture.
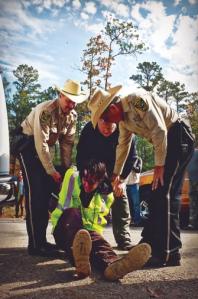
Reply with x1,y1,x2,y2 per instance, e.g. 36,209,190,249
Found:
0,75,17,208
0,74,9,175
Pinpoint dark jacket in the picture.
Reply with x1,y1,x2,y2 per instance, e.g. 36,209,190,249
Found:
76,122,137,180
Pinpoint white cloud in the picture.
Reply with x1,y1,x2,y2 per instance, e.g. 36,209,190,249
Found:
75,20,104,34
130,1,198,92
131,1,175,53
164,15,198,92
84,2,97,15
165,65,198,93
116,3,129,18
100,0,129,18
0,1,61,39
1,46,60,87
188,0,198,4
173,0,181,6
27,0,66,10
72,0,81,10
80,12,89,20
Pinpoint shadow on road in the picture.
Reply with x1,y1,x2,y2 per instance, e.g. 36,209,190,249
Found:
1,247,198,299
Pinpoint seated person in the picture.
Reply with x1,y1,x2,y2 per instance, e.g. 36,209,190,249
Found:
51,159,151,281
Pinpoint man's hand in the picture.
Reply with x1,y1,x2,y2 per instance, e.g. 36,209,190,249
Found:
51,171,62,184
152,165,164,190
111,174,119,189
113,181,125,197
111,174,125,197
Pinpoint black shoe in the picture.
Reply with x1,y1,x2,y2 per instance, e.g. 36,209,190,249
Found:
117,243,134,251
144,256,164,268
44,242,58,250
165,253,181,267
28,244,59,257
144,253,181,268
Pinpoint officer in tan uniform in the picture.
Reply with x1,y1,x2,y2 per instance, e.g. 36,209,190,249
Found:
88,86,194,267
17,79,88,256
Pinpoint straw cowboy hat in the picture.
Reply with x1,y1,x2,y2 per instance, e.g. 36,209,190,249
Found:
55,79,88,103
88,85,122,128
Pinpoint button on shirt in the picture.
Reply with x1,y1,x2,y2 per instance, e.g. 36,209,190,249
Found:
114,92,178,176
21,99,77,175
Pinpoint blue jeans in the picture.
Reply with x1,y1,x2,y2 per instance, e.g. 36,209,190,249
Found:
126,184,141,225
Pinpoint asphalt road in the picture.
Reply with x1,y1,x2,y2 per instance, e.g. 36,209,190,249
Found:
0,219,198,299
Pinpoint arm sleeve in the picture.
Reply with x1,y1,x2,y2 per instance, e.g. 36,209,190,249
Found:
34,109,56,175
140,107,167,166
113,122,133,176
59,120,76,169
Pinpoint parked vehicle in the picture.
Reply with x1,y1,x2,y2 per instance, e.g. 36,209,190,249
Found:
139,169,189,228
0,75,17,210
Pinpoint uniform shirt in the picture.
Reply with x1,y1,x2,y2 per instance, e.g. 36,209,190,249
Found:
21,99,77,175
114,91,178,176
76,121,137,180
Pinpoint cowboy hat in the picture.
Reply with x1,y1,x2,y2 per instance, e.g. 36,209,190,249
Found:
88,85,122,128
55,79,88,103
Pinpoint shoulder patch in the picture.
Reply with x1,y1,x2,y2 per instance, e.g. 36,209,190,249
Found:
40,110,51,128
134,96,148,112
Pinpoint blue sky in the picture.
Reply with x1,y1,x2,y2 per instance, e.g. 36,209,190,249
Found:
0,0,198,95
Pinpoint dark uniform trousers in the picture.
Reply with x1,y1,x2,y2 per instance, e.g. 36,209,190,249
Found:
111,193,131,246
53,212,118,273
141,120,194,262
100,179,131,246
18,140,61,250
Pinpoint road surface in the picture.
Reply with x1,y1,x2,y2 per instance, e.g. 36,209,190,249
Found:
0,219,198,299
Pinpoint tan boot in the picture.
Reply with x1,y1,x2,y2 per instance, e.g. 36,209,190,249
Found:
104,243,151,281
72,229,92,278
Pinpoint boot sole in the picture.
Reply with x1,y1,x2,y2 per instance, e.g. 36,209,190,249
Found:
72,229,92,278
104,243,151,281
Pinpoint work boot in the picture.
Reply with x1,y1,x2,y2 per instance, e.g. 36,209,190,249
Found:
104,243,151,281
28,242,59,258
72,229,92,278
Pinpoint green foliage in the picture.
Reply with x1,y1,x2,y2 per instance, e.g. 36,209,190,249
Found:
157,79,189,112
136,136,154,171
81,16,146,95
81,35,109,95
75,101,90,138
156,79,175,102
130,61,163,91
7,64,41,133
103,17,146,89
38,86,58,104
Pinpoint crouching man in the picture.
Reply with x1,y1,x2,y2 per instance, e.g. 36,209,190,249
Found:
51,159,151,281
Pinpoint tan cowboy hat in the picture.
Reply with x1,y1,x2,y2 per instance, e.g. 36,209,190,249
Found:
88,85,122,128
55,79,88,103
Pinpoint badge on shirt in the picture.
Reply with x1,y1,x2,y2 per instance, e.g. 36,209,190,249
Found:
134,97,148,112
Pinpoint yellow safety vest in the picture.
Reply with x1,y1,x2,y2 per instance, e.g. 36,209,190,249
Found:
51,168,114,235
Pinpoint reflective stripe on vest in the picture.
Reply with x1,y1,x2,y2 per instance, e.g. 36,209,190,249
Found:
51,168,77,230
